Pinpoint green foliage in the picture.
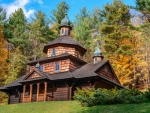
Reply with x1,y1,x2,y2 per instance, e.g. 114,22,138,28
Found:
0,6,6,25
144,88,150,100
3,8,28,51
28,11,53,59
4,47,27,84
74,88,145,107
74,7,103,62
100,0,132,55
50,1,70,37
135,0,150,22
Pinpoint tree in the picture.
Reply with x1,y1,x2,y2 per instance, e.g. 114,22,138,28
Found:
135,0,150,89
0,26,7,86
74,7,103,62
3,8,28,53
99,0,148,88
4,47,26,84
135,0,150,22
28,11,53,60
0,6,6,25
50,1,70,38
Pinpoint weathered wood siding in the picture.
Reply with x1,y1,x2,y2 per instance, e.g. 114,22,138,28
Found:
29,58,82,74
47,46,83,59
30,66,35,72
9,91,20,104
54,86,68,101
43,59,70,74
69,60,82,70
97,64,119,83
27,72,41,79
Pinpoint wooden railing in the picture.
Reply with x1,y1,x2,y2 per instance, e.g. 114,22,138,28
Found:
24,96,30,103
38,94,44,101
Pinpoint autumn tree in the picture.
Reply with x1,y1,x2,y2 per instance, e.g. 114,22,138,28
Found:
99,0,148,88
4,47,26,84
135,0,150,89
0,26,7,86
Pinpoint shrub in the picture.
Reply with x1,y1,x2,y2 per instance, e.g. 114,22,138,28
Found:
74,88,145,107
144,88,150,100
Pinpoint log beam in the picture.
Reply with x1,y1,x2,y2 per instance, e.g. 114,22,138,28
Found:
23,85,26,103
36,83,40,102
30,84,33,102
44,82,47,101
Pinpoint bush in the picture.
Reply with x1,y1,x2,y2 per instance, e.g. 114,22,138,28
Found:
144,88,150,100
74,88,145,107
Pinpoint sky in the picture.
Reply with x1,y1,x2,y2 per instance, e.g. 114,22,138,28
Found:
0,0,137,21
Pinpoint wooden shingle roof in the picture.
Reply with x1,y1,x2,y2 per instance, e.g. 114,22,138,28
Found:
27,53,86,65
43,35,87,53
0,60,123,90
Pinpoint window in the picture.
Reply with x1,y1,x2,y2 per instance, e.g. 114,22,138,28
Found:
39,65,43,71
61,29,64,34
95,57,97,62
52,48,56,56
55,62,60,72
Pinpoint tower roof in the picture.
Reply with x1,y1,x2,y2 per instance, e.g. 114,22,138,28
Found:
43,35,87,53
59,13,72,29
93,47,104,58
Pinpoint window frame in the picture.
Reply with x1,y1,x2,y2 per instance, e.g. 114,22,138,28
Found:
52,48,56,56
55,62,60,72
61,28,65,35
39,65,43,72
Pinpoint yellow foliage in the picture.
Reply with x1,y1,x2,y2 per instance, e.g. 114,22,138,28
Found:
0,26,8,86
108,29,148,89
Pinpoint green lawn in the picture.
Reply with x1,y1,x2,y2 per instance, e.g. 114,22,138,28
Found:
0,101,150,113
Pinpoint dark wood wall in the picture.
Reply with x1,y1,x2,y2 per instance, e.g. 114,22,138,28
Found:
97,64,119,83
9,90,20,104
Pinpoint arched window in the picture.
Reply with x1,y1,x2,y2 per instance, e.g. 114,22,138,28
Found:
61,28,65,35
55,62,60,72
52,48,56,56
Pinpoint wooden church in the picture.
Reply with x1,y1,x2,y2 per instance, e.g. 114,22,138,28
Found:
0,14,123,104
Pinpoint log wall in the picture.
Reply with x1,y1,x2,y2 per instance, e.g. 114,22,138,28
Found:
27,72,41,79
54,87,68,101
69,60,82,70
97,64,119,83
47,46,83,59
9,90,20,104
43,59,70,74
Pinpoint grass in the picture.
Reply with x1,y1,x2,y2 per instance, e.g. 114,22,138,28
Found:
0,101,150,113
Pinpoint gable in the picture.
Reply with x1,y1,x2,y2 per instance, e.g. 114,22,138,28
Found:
96,62,120,84
25,71,42,80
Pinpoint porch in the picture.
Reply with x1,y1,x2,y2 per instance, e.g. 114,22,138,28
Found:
23,82,54,103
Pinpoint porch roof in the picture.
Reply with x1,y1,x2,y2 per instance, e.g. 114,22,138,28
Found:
0,60,123,91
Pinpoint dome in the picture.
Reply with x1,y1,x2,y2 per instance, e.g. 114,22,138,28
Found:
93,47,104,58
61,13,70,26
59,13,72,30
36,62,40,68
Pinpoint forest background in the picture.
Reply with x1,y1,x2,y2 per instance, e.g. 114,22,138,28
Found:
0,0,150,102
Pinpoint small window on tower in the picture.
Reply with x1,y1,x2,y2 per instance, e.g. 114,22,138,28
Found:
52,48,56,56
95,57,97,62
55,62,60,72
61,29,64,35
